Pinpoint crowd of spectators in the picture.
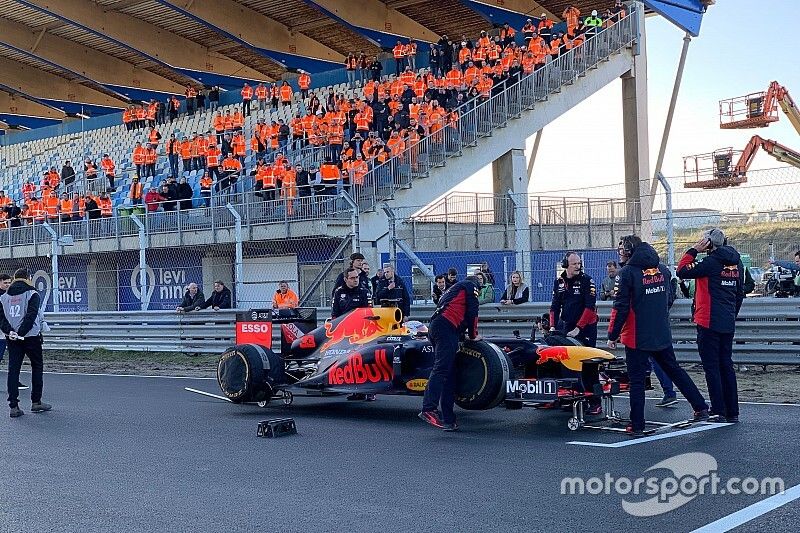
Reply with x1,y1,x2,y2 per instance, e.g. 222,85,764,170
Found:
5,3,627,226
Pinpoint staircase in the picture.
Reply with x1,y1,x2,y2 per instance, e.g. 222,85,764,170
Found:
356,11,641,227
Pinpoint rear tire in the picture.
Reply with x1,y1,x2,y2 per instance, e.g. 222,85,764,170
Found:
217,344,284,403
454,340,510,410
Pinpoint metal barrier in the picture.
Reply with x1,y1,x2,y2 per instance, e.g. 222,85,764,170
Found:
42,299,800,365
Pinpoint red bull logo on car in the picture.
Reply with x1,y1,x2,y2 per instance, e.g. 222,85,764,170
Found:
536,346,570,365
327,350,393,385
320,308,395,351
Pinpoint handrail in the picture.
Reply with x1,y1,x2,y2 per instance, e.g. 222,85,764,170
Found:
353,11,639,211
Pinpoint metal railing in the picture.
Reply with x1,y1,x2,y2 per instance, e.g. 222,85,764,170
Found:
41,299,800,366
352,12,639,212
0,196,354,250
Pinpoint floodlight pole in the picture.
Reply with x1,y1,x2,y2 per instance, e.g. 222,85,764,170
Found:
650,32,692,199
42,223,60,312
656,172,675,269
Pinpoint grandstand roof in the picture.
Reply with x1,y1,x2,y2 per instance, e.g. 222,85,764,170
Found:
0,0,617,128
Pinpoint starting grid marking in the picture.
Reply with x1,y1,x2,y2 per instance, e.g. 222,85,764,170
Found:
184,387,231,401
691,483,800,532
567,422,732,448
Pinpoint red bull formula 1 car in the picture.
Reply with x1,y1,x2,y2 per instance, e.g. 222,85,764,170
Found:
216,307,636,429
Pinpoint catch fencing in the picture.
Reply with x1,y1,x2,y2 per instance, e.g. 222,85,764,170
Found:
42,300,800,366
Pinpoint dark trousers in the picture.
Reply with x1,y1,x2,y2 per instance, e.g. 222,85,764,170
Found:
201,190,211,207
208,165,221,182
422,317,460,423
107,173,115,190
576,322,597,347
168,154,179,178
7,336,44,408
649,358,675,396
242,99,251,114
625,345,708,431
697,326,738,418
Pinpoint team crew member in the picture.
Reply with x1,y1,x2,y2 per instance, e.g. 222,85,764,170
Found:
549,252,598,346
607,235,709,436
419,276,482,431
374,264,410,319
332,252,372,297
677,229,745,423
331,268,371,319
272,281,299,309
1,269,52,418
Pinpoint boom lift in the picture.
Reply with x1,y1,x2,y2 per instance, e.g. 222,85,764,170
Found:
684,135,800,189
719,81,800,133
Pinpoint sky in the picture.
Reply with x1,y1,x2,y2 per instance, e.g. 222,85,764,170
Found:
454,0,800,197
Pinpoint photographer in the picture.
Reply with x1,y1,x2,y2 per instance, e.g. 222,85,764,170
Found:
677,229,744,423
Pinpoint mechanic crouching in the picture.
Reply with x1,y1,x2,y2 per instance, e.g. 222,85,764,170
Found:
607,235,710,437
419,275,482,432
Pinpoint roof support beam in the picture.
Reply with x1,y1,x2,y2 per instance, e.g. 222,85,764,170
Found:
386,0,430,9
0,18,186,94
0,91,67,120
23,0,270,81
160,0,345,63
471,0,559,21
309,0,440,41
0,57,128,108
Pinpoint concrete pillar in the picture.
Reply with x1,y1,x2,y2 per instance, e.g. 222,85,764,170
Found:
621,4,652,240
492,147,531,276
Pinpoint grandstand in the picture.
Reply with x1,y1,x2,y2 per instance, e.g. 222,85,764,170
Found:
0,0,711,311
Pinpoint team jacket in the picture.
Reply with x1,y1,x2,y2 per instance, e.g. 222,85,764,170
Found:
332,270,372,298
375,275,411,319
549,272,597,332
331,285,371,318
608,243,676,351
431,279,479,338
677,246,744,334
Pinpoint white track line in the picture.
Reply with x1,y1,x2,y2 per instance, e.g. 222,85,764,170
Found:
184,387,231,402
614,394,800,407
568,423,731,448
1,370,216,380
690,483,800,532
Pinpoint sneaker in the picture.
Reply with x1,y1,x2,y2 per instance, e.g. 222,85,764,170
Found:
726,416,739,424
10,406,23,418
692,409,709,422
418,410,444,428
442,421,459,432
655,395,678,407
625,424,644,437
586,404,603,416
30,402,52,413
347,393,366,401
18,383,28,390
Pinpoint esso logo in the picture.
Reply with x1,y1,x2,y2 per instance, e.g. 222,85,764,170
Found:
241,323,270,333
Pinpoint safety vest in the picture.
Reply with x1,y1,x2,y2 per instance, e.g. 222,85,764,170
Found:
232,135,246,156
319,163,340,181
584,15,603,28
405,42,417,56
393,44,405,59
101,158,115,175
200,176,213,190
351,160,369,185
206,146,221,167
346,56,357,70
98,197,112,216
256,85,268,100
145,148,157,164
44,195,59,218
129,182,143,200
241,86,253,100
59,198,74,215
355,113,370,131
298,73,311,90
22,183,35,200
85,162,98,177
280,85,293,102
180,141,192,159
133,147,146,165
446,69,462,89
186,87,197,98
273,289,299,308
257,165,275,188
232,112,244,128
400,71,415,86
222,158,242,172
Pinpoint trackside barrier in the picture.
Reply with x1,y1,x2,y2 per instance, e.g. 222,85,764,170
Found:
42,300,800,365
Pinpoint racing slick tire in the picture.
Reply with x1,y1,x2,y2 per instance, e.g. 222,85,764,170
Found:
218,344,285,404
454,340,511,410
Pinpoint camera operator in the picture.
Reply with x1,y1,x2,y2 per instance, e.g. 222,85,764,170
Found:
608,235,709,436
677,228,744,423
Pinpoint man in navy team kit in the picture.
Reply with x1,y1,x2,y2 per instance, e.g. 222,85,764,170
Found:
677,228,744,423
607,235,709,437
419,276,482,432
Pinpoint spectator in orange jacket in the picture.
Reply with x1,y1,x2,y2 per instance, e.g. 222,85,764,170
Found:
272,281,299,309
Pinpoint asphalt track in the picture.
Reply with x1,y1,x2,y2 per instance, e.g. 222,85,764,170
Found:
1,370,799,533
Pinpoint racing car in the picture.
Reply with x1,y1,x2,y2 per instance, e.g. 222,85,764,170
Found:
217,307,637,429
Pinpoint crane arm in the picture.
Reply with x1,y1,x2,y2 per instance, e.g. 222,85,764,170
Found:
775,85,800,135
735,135,800,174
